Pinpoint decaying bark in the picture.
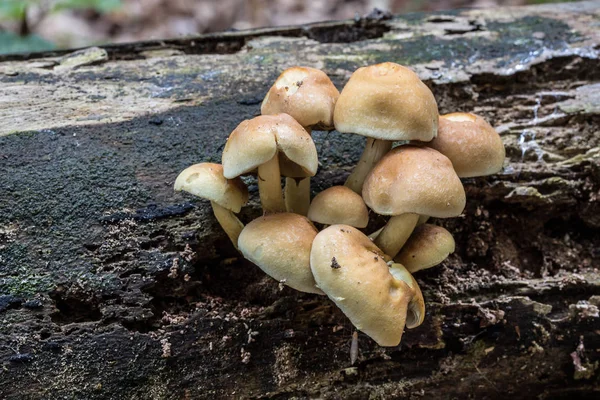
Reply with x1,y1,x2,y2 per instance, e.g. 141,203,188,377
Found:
0,2,599,399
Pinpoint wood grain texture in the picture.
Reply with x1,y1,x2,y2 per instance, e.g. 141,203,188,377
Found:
0,2,599,398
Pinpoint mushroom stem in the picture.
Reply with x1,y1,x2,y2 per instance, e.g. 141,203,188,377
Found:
416,215,430,226
368,226,383,241
345,138,393,194
284,177,310,216
257,153,285,214
210,201,244,249
374,213,419,259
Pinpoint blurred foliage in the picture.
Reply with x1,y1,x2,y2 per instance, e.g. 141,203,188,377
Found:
0,1,28,21
0,0,121,21
0,0,121,54
0,0,581,56
0,31,54,53
51,0,122,13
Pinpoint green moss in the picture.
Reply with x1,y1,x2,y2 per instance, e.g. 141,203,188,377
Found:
324,15,581,72
559,147,600,166
506,186,543,199
0,274,53,297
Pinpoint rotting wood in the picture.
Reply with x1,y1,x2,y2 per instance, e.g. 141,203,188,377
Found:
0,2,599,399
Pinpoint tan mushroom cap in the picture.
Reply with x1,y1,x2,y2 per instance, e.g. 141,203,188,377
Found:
395,224,455,273
363,146,466,218
307,186,369,228
388,263,425,329
261,66,340,130
334,62,438,141
222,113,318,179
428,112,505,177
310,225,425,346
238,213,324,294
174,163,248,212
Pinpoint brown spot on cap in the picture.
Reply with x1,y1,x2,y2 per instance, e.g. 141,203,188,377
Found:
331,257,341,269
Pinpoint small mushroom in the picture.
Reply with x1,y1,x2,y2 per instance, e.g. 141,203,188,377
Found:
363,146,465,259
238,213,324,294
394,224,455,273
174,163,248,249
261,66,340,131
307,186,369,228
310,225,425,346
427,112,505,177
222,114,317,214
334,62,439,194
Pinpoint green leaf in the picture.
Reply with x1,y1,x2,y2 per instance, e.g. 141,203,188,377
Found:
93,0,121,13
51,0,122,13
0,31,55,54
0,0,30,21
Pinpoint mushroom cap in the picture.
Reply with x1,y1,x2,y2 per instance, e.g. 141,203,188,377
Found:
333,62,438,141
363,146,466,218
310,225,425,346
174,163,248,212
238,213,324,295
307,186,369,228
394,224,455,273
428,112,505,177
222,114,318,179
261,66,340,130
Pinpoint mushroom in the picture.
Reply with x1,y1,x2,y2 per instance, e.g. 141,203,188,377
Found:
237,213,324,294
174,163,248,249
261,66,340,131
222,114,318,214
363,146,465,259
307,185,368,228
426,112,505,177
334,62,439,194
262,67,340,216
310,225,425,346
394,224,455,273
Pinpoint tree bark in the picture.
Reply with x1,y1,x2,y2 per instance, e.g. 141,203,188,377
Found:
0,2,599,399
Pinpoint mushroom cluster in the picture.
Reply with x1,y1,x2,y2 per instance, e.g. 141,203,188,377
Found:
175,63,505,347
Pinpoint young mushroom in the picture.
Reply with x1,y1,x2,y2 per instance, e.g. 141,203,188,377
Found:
238,213,324,294
261,66,340,131
222,114,318,214
307,185,369,228
174,163,248,249
334,62,439,194
310,225,425,346
363,146,465,259
426,112,505,177
262,66,340,216
395,224,455,273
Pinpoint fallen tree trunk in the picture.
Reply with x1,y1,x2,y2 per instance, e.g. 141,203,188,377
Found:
0,2,599,398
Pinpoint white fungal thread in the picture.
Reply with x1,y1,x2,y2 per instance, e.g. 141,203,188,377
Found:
532,96,541,125
518,129,544,163
518,94,549,166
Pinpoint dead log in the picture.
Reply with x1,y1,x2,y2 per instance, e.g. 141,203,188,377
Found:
0,1,599,398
